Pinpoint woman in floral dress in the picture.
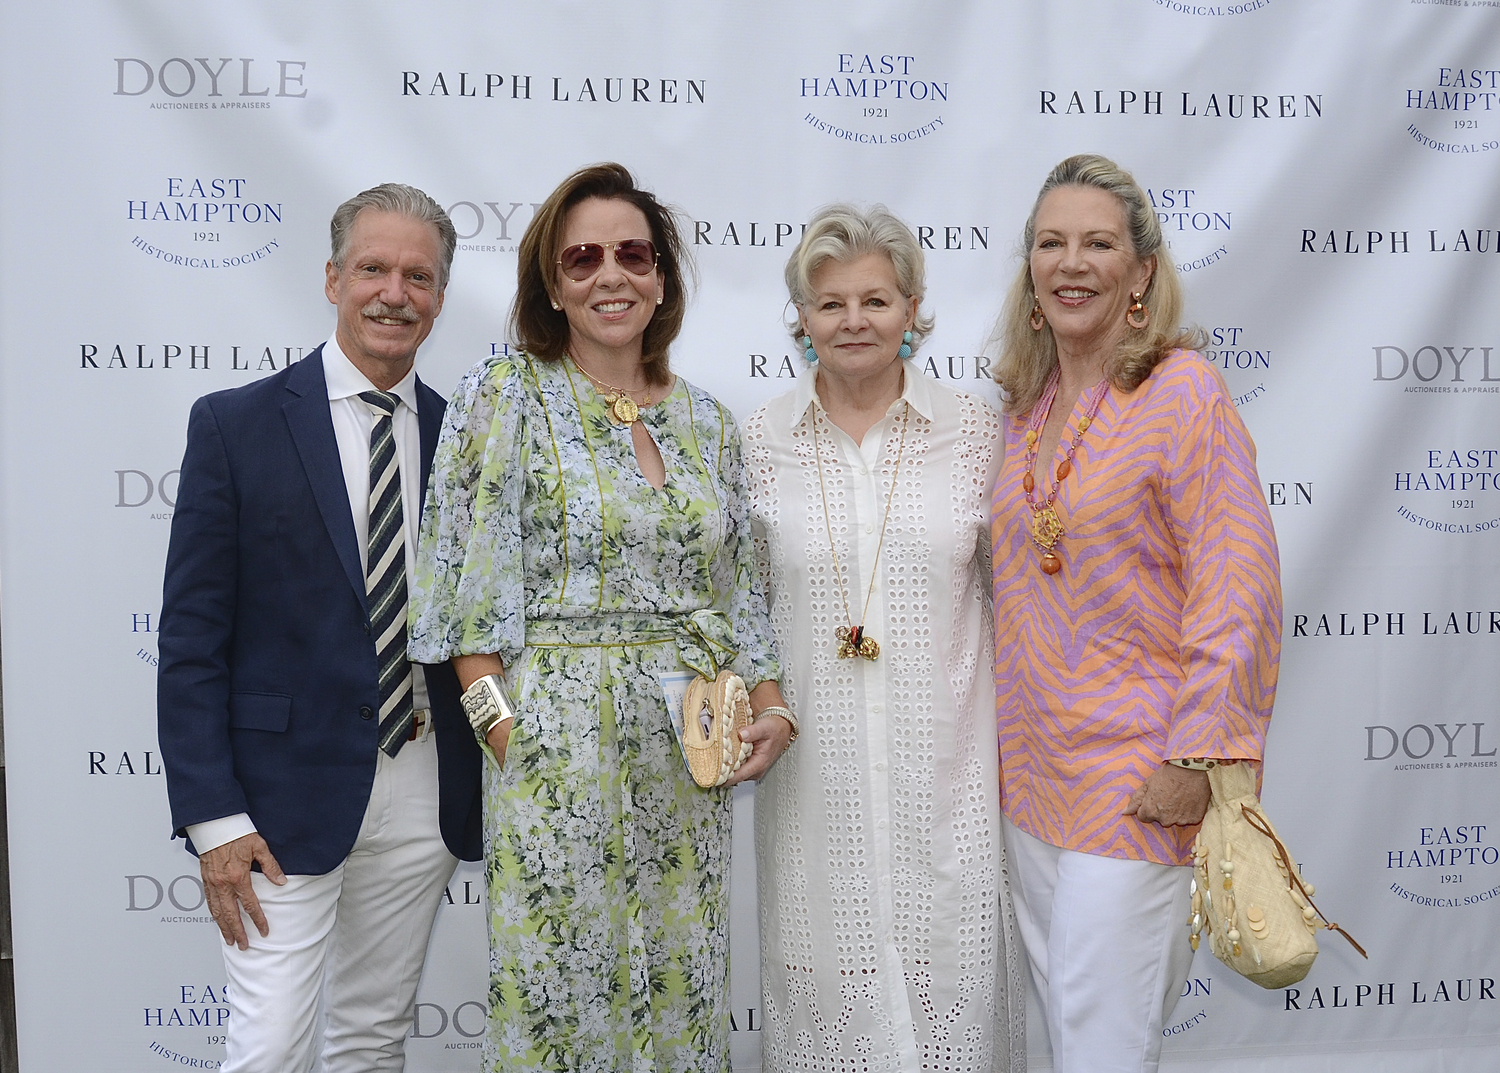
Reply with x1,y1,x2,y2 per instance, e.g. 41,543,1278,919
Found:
408,163,792,1072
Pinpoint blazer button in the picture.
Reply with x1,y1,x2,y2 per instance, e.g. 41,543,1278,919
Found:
359,706,374,720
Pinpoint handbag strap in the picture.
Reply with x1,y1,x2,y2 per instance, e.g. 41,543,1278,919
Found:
1239,804,1368,959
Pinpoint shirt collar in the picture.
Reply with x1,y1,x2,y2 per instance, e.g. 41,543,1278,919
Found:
789,358,935,430
323,335,419,413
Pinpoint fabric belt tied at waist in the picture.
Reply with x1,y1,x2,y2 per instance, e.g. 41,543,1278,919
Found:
523,609,737,679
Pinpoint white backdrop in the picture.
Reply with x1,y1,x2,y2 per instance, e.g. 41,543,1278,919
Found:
1,1,1497,1070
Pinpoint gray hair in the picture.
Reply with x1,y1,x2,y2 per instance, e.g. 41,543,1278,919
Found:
329,183,457,290
783,204,936,346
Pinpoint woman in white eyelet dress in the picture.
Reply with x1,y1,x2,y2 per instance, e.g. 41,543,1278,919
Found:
743,204,1026,1073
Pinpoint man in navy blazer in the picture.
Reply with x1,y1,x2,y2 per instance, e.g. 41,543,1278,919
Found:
158,184,480,1073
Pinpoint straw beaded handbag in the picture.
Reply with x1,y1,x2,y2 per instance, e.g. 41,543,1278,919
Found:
679,669,754,788
1189,761,1366,989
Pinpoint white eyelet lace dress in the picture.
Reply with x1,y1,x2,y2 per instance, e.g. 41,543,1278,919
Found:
743,362,1027,1073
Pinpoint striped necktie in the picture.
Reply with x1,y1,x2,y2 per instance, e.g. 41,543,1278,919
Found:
360,390,415,757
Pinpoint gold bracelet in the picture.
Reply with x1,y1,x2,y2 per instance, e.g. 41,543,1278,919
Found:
460,674,517,739
754,705,799,743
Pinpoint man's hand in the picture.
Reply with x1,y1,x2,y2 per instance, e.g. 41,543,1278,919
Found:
725,714,793,786
199,832,287,950
1122,763,1212,828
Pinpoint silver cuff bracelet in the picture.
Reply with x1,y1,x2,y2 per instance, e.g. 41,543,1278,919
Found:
461,673,517,739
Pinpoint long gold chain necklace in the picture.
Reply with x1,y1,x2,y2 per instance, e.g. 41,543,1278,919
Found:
1022,374,1109,576
569,354,652,425
811,402,910,660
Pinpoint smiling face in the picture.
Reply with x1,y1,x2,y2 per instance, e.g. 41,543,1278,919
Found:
324,209,445,387
554,197,664,368
1030,185,1154,364
800,252,917,386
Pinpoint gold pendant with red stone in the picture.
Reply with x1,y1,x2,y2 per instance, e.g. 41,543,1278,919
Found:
1021,387,1103,579
1031,504,1066,575
835,625,880,660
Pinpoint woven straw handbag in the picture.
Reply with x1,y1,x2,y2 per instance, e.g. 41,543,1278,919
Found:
1189,762,1365,989
680,670,753,788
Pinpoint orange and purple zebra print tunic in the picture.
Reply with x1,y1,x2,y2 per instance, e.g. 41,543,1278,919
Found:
991,350,1282,866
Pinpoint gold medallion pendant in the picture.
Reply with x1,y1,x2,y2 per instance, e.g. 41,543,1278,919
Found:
604,393,639,425
1031,504,1065,547
568,355,650,426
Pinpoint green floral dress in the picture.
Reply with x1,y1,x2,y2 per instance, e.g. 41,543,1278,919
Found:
409,354,779,1073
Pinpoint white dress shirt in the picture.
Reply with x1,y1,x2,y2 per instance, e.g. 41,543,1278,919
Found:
186,337,430,855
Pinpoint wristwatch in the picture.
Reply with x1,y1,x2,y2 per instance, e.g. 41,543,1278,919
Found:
753,704,800,743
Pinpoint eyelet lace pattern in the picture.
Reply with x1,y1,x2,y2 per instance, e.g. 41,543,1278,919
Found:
745,378,1027,1072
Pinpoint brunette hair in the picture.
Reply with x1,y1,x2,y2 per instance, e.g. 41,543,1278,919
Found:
991,153,1202,415
510,162,691,387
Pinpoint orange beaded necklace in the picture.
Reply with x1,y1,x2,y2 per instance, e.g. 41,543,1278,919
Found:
1022,375,1109,576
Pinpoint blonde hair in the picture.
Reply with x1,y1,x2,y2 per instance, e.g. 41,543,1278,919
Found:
783,204,935,346
991,154,1202,415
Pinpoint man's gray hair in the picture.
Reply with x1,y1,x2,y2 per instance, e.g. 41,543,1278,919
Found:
329,183,457,289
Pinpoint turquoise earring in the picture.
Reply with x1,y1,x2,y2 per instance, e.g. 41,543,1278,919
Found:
802,335,818,365
897,330,913,360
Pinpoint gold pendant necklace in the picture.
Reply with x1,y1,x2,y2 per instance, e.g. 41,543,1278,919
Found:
811,402,910,660
570,355,651,425
1022,375,1108,576
603,392,640,424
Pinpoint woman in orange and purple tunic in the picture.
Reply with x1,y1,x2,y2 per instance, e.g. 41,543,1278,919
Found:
989,154,1282,1073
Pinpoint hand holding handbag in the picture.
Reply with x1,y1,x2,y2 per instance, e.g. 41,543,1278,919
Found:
1189,761,1366,989
680,670,754,788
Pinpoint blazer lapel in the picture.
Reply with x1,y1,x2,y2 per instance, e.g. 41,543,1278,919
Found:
415,378,443,497
283,348,368,612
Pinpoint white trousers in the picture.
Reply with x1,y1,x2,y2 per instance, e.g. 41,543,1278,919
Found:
220,733,458,1073
1003,817,1194,1073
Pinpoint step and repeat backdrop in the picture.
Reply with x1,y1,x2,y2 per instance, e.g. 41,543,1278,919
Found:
1,1,1497,1070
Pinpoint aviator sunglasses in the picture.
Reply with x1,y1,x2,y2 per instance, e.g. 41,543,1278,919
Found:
557,238,659,281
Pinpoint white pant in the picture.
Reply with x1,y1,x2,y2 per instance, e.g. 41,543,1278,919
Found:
1003,817,1194,1073
220,733,458,1073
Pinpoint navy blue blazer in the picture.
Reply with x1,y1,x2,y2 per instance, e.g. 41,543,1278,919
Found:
157,347,481,874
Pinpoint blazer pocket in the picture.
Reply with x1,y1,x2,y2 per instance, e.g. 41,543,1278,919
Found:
228,692,292,733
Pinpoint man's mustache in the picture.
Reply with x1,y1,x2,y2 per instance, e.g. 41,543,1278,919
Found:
362,300,420,322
